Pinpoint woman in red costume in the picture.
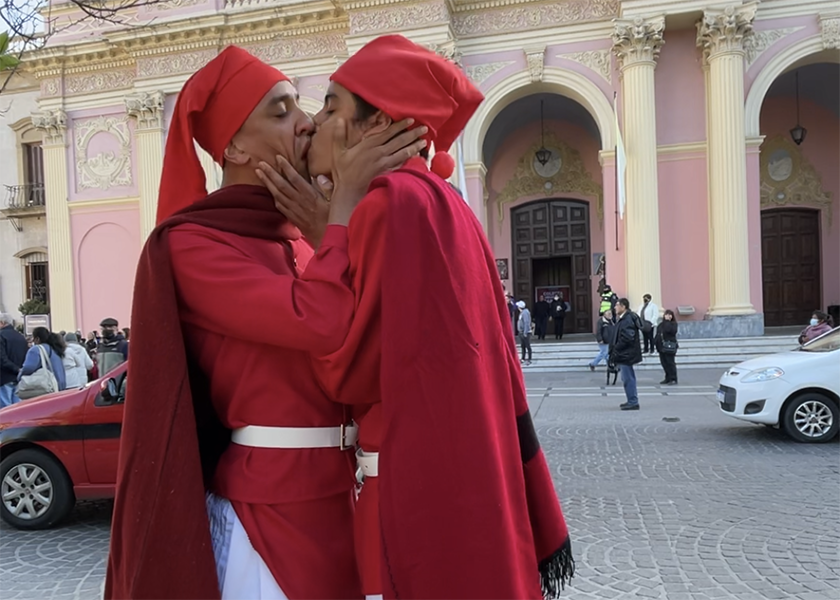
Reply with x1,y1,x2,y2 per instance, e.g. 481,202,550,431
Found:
262,35,575,600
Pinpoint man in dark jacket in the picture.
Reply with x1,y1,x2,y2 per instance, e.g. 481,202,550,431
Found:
97,317,129,375
533,294,551,340
550,293,570,340
609,298,643,411
0,312,28,407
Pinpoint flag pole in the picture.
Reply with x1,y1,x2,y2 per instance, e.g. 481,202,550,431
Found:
614,92,619,252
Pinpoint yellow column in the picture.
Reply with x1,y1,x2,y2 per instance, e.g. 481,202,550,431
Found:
463,162,488,231
612,15,665,307
32,109,76,332
697,2,757,315
125,91,165,242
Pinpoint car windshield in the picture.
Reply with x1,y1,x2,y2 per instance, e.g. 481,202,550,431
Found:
801,327,840,352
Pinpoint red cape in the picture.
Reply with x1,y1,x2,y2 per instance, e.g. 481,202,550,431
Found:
105,186,300,600
375,169,573,599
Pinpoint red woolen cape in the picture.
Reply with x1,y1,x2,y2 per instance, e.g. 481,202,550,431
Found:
375,169,574,599
105,186,301,600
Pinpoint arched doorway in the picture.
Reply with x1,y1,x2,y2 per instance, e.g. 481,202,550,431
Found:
757,58,839,326
512,199,592,334
761,208,821,327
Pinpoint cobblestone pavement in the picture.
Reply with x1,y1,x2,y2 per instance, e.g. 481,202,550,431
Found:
2,368,838,600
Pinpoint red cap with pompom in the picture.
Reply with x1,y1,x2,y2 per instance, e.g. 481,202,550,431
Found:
331,35,483,181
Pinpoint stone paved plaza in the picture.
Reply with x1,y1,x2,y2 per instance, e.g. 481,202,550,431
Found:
1,367,838,600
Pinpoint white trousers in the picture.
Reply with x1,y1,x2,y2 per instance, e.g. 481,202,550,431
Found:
207,493,289,600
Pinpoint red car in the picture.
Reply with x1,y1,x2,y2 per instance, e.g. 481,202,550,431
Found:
0,362,127,530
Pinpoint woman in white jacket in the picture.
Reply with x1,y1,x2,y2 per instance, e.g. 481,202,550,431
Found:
63,332,94,388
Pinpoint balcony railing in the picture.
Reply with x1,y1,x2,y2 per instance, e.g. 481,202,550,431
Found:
4,184,46,210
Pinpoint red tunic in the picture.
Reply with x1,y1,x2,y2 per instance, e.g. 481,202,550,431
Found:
166,223,362,600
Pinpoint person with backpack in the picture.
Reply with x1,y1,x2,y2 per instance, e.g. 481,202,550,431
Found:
609,298,643,411
17,327,67,399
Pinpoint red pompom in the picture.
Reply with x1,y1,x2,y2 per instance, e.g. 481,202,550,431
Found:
430,151,455,180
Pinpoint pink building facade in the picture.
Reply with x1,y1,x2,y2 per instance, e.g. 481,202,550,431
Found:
1,0,837,338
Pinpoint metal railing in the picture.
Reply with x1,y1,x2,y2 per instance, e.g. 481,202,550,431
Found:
4,184,46,209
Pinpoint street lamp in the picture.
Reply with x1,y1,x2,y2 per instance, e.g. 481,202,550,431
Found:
535,99,551,166
789,70,807,146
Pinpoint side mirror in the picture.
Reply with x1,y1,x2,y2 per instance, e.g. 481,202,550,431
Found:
101,378,119,402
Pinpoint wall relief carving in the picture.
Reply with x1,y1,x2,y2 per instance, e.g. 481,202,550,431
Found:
349,1,449,35
525,47,545,83
743,27,802,66
557,49,612,82
137,49,217,79
40,78,62,98
64,69,136,96
453,0,618,37
760,135,833,227
491,131,603,225
246,33,347,63
465,60,515,86
821,16,840,49
74,115,133,191
32,109,68,146
125,91,165,130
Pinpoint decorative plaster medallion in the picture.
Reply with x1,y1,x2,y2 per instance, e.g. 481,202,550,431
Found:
557,49,612,82
491,131,603,225
74,115,133,192
760,135,833,227
40,78,61,98
533,148,562,178
64,69,136,96
424,40,463,67
153,0,204,10
246,34,347,64
349,1,449,35
137,50,218,79
465,61,515,86
612,15,666,67
453,0,619,37
744,28,801,66
32,109,68,146
821,17,840,50
525,47,545,83
696,2,758,62
125,91,166,130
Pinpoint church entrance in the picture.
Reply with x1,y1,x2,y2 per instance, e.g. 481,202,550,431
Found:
761,208,821,327
511,200,591,334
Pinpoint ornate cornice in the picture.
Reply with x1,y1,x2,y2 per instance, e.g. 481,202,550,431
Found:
347,1,449,36
453,0,618,37
696,2,758,62
31,109,68,146
125,91,165,130
612,15,665,69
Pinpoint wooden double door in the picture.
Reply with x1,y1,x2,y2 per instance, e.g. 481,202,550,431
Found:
761,208,821,327
511,200,592,334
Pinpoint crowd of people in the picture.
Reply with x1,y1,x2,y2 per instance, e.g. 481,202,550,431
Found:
0,313,129,406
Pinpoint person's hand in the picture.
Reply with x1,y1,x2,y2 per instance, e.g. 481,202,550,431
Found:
328,118,428,226
256,158,333,249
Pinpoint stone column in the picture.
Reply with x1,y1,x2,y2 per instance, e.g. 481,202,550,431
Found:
125,91,165,242
697,3,757,316
32,109,76,332
463,162,488,230
612,16,665,308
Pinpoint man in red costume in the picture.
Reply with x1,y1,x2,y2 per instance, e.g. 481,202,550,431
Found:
105,46,425,600
264,35,574,600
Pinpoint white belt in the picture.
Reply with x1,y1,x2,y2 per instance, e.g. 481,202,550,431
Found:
231,424,357,450
356,448,379,478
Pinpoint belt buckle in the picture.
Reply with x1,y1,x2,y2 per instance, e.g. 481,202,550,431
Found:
340,423,349,451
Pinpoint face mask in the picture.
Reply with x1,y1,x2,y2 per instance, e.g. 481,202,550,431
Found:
554,297,559,301
810,318,819,327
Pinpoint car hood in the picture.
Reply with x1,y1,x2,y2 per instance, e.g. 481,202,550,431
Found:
0,386,88,428
727,349,828,374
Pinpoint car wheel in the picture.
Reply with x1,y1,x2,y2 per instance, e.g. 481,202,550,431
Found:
0,449,75,530
783,393,840,443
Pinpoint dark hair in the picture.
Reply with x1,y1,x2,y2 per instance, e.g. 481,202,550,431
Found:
643,294,651,301
32,326,66,358
664,309,677,322
813,310,833,326
617,297,630,309
351,92,430,159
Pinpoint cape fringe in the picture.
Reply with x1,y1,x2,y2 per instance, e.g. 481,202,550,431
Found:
539,537,575,599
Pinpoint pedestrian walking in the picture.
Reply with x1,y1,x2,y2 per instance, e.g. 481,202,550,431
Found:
656,309,679,385
0,312,28,407
589,309,614,371
533,294,550,340
636,294,659,355
609,298,642,411
517,301,533,365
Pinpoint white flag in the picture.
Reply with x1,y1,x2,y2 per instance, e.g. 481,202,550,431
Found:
615,103,627,220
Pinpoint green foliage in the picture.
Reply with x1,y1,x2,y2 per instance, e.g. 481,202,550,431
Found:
0,33,21,72
18,298,50,316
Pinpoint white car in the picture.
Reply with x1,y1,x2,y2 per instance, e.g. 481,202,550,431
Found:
718,327,840,443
